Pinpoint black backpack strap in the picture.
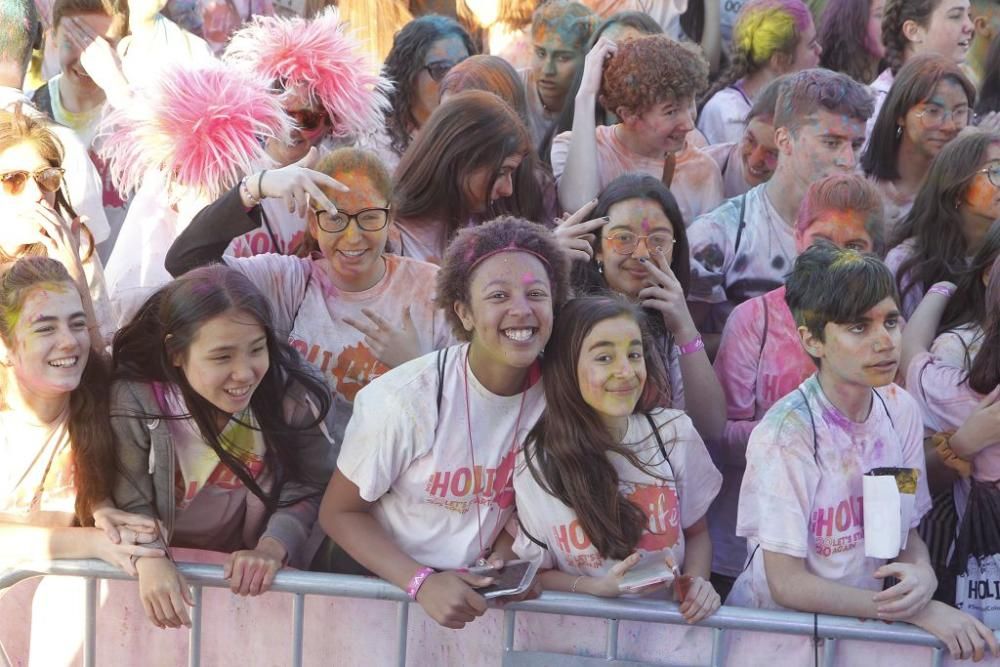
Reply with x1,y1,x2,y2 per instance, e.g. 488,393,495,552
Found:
758,293,769,363
733,193,749,257
645,412,670,463
517,515,548,550
873,390,894,428
436,347,449,415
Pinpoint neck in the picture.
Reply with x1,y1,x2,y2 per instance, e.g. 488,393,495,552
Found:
764,169,804,226
960,210,993,255
738,70,772,101
325,256,387,292
4,371,71,424
615,123,673,160
57,76,106,114
601,414,629,443
467,343,529,396
536,82,564,115
817,370,873,423
894,141,931,192
0,63,26,91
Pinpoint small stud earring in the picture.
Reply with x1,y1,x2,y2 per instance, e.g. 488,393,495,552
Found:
597,260,604,274
896,125,903,139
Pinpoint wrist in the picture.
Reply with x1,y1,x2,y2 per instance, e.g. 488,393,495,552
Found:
407,566,436,600
255,536,288,564
677,333,705,357
927,282,956,298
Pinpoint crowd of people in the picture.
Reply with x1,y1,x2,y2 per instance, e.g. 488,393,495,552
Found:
3,0,1000,661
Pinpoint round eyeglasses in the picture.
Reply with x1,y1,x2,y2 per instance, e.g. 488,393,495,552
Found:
604,232,676,255
0,167,64,196
913,104,972,130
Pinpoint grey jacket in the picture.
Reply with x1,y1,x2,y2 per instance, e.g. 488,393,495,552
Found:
110,379,338,568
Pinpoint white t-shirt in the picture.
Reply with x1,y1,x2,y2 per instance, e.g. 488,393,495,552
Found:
697,87,751,146
337,344,546,570
0,408,76,527
224,252,454,442
512,409,720,581
687,184,796,330
226,199,309,257
728,375,932,610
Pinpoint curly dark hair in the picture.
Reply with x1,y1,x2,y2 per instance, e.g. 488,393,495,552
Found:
435,216,570,341
601,34,709,115
383,15,476,158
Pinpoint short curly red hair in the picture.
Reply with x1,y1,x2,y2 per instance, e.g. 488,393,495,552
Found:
600,35,709,115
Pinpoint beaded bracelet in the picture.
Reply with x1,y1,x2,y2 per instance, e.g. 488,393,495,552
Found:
677,334,705,356
927,283,956,298
239,175,260,206
406,566,435,600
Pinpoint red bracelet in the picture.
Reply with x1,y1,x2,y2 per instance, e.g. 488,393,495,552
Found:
677,334,705,356
406,566,435,600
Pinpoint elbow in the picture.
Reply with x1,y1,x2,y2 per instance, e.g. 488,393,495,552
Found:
163,244,186,278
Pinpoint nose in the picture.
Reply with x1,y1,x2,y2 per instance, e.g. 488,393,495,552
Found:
678,108,695,134
836,142,857,171
55,325,79,351
633,236,652,260
343,219,363,241
962,13,974,34
493,173,514,200
507,290,532,316
543,56,557,76
874,327,895,352
21,176,44,203
229,361,256,383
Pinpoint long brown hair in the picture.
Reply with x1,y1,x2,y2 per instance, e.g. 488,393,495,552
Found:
523,295,673,560
393,90,541,239
967,254,1000,395
0,257,113,523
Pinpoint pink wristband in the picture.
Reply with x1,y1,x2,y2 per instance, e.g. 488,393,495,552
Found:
406,566,435,600
677,334,705,356
928,284,956,298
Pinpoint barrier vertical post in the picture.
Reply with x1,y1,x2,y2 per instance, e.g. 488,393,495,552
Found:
931,647,944,667
188,585,203,667
822,638,837,667
711,627,725,667
292,593,305,667
84,577,97,667
503,609,516,653
396,601,409,667
605,619,619,660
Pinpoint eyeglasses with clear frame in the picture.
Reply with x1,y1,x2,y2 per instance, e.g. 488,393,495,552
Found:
313,206,391,233
912,103,972,130
604,232,677,255
977,163,1000,189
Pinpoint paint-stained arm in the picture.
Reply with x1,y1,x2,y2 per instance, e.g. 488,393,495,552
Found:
556,38,617,213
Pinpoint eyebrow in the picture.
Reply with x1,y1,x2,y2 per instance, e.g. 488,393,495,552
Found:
607,223,673,233
206,335,267,354
587,339,642,352
31,312,87,325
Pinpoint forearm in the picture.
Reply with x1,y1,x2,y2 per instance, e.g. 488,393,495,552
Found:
323,510,426,590
0,523,100,563
539,569,611,596
557,93,601,212
682,523,713,580
896,530,932,568
900,289,951,371
720,418,757,468
677,341,727,446
164,186,261,276
699,0,722,73
765,551,880,618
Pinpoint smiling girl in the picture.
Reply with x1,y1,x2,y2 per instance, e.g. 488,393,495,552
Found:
165,148,454,442
0,256,162,573
320,217,567,629
110,265,337,629
512,296,722,623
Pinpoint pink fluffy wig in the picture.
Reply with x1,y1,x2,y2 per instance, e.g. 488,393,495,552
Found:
223,8,393,139
98,62,290,202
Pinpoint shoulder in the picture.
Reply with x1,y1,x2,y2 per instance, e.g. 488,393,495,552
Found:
752,382,817,447
884,239,916,271
690,191,747,233
353,346,456,409
386,253,440,280
875,383,921,423
110,379,159,409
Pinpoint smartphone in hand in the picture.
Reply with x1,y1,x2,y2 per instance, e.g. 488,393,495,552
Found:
468,559,539,599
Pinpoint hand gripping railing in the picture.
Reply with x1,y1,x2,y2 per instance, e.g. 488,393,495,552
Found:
0,559,975,667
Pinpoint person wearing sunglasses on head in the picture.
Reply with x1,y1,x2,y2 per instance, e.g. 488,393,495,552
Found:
0,104,115,341
166,147,456,444
219,9,393,258
371,15,476,174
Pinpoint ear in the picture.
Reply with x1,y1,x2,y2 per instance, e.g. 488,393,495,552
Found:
165,334,183,369
901,19,924,45
616,105,639,126
453,300,475,334
797,325,825,361
768,50,792,74
773,125,794,157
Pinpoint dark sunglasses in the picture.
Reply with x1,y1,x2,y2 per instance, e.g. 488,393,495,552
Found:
0,167,64,196
287,108,329,131
423,60,458,82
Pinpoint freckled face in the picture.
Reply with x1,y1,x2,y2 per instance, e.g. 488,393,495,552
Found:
576,316,646,429
795,209,874,254
626,96,696,156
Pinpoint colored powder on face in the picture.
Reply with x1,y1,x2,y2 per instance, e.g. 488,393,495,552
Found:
522,272,537,285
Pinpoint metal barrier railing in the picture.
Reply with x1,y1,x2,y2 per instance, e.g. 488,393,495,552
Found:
0,559,970,667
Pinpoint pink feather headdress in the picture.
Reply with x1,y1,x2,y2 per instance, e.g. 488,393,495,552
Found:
98,62,290,203
223,8,392,139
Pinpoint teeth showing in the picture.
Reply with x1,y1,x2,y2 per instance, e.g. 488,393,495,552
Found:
225,386,252,398
48,357,78,368
341,249,366,257
504,328,534,342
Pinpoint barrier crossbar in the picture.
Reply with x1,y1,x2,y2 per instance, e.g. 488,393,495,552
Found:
0,559,972,667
